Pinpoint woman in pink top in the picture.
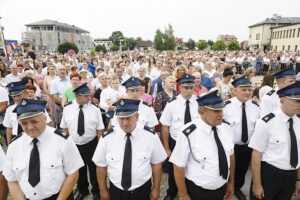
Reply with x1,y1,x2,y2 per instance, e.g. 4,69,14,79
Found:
192,71,208,96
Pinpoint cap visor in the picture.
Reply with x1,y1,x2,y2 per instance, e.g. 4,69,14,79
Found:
204,103,225,110
10,90,25,96
78,91,91,96
18,111,44,120
116,111,137,118
127,85,141,89
285,95,300,100
180,83,195,86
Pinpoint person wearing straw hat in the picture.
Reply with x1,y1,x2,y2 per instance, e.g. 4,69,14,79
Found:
3,99,84,200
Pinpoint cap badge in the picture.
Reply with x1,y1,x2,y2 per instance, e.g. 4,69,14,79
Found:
21,100,27,105
11,84,14,88
120,99,125,106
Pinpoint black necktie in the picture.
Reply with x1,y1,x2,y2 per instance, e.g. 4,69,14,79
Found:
288,118,298,168
212,126,228,179
78,105,85,136
121,133,132,191
28,138,40,187
184,100,192,124
241,103,248,143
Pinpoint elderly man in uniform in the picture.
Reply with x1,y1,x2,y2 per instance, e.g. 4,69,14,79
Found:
61,83,105,200
169,90,235,200
110,77,158,128
260,66,296,117
92,98,167,200
249,81,300,200
3,99,84,200
223,76,260,200
0,147,8,200
160,74,199,200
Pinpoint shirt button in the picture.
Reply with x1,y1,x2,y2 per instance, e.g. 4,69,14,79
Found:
276,140,279,143
34,193,37,195
51,165,54,167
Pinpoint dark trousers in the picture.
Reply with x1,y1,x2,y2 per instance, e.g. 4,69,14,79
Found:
234,144,252,191
250,162,297,200
167,136,178,198
296,63,300,74
76,137,99,195
26,192,74,200
109,180,151,200
186,178,226,200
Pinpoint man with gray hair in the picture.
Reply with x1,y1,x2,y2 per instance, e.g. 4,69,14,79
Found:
5,63,20,84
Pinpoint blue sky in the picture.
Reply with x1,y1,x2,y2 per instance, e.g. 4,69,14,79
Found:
0,0,299,42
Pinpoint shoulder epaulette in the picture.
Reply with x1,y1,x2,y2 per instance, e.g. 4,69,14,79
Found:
224,100,231,106
54,129,69,139
266,90,275,96
64,101,73,107
262,113,275,123
168,97,177,103
183,124,196,137
144,126,155,134
222,119,230,125
297,114,300,118
10,133,23,143
103,128,114,138
91,102,98,107
252,100,259,107
142,101,151,107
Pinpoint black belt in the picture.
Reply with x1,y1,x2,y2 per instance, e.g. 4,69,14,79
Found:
26,193,58,200
110,179,151,193
262,161,297,175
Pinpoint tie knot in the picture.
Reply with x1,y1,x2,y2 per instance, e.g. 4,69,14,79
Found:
126,133,131,138
242,102,246,107
186,100,190,104
79,105,83,109
212,126,217,132
32,138,38,145
289,118,294,124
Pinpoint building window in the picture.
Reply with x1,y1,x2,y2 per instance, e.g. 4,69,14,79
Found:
295,45,298,52
256,34,260,40
293,29,296,37
283,30,286,38
275,46,277,51
298,28,300,37
280,31,282,38
283,45,285,50
289,29,292,38
288,45,290,50
249,34,251,38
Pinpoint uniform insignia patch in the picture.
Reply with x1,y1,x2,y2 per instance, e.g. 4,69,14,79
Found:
54,129,69,139
144,126,155,134
103,128,114,138
183,124,196,137
262,113,275,123
252,100,259,107
266,90,275,96
224,100,231,106
10,133,23,143
222,119,230,125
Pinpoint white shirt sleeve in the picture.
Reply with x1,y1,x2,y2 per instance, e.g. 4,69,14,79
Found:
260,95,273,117
150,134,167,164
0,88,9,103
62,138,84,175
147,107,159,128
160,103,172,126
0,147,5,172
169,131,190,167
92,137,108,167
248,119,269,153
3,144,17,181
96,108,105,130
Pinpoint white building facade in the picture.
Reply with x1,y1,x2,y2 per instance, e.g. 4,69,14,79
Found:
22,19,93,53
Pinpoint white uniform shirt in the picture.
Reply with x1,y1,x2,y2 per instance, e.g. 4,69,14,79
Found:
223,97,260,145
3,126,84,200
61,102,104,145
160,95,199,140
260,90,280,117
249,110,300,170
169,118,234,190
0,87,9,124
92,124,167,190
111,100,159,128
0,147,5,172
3,104,52,136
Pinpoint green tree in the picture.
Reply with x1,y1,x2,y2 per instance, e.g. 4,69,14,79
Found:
227,40,241,51
185,39,196,50
109,31,124,46
57,42,79,54
124,37,137,50
153,29,164,51
162,24,176,50
110,45,119,52
197,40,208,50
212,40,226,51
207,40,214,47
95,44,106,52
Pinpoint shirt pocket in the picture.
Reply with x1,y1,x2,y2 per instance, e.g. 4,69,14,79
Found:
12,161,27,181
269,136,287,154
106,154,121,165
172,116,184,130
192,150,209,169
42,158,64,185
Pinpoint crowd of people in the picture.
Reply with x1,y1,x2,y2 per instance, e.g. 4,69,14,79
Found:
0,49,300,200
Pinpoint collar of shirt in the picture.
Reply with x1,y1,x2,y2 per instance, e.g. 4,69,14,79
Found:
278,109,297,124
116,124,139,140
232,97,251,107
197,116,215,135
24,126,50,145
178,94,193,105
74,101,88,110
